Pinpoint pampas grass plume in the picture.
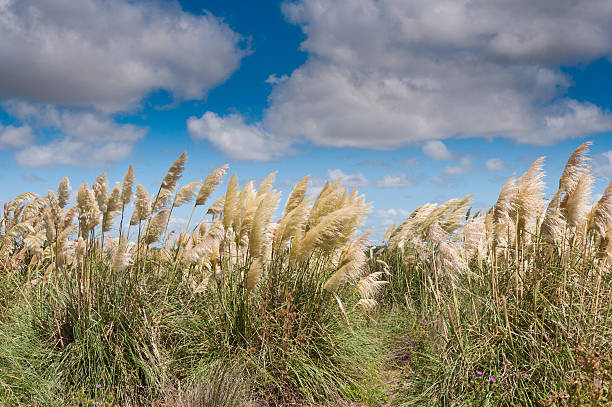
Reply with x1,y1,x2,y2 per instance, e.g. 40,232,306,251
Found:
174,180,202,207
92,173,108,212
257,171,277,197
249,192,280,258
246,257,263,292
161,152,187,190
57,176,71,208
146,208,170,244
196,164,229,206
284,175,310,216
588,180,612,237
223,174,239,231
121,164,135,206
130,184,152,225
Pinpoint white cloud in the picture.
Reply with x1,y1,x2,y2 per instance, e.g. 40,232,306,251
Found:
327,168,369,187
422,140,453,161
15,139,135,168
375,174,413,188
4,102,146,167
327,168,413,188
0,0,246,113
443,156,473,175
22,172,45,182
375,208,412,219
485,158,505,171
431,175,457,186
0,123,34,149
187,112,293,161
202,0,612,160
402,157,420,168
593,150,612,177
265,74,289,85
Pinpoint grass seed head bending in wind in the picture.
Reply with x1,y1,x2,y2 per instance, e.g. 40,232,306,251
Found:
587,180,612,238
130,184,152,226
196,164,229,207
153,152,187,212
222,174,239,231
57,176,71,209
102,185,122,233
174,180,202,208
92,173,109,213
512,156,546,233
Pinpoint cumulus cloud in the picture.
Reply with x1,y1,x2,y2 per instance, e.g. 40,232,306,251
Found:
4,102,146,167
15,139,137,168
265,74,289,85
431,175,457,186
22,172,45,182
0,0,246,113
401,157,420,168
375,174,414,188
327,168,413,188
200,0,612,159
485,158,506,171
187,112,293,161
443,156,473,175
327,168,369,187
422,140,454,161
375,208,412,219
593,150,612,177
0,123,35,149
358,159,390,168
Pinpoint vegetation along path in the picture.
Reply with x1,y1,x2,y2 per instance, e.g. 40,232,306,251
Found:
0,142,610,406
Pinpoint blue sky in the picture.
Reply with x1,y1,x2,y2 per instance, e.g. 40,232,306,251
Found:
1,0,611,241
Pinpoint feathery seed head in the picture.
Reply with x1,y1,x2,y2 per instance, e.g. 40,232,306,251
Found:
223,174,239,230
121,164,135,206
57,177,71,208
246,258,263,292
257,171,277,197
146,208,170,245
249,191,280,258
92,173,108,212
284,175,310,216
588,180,612,237
174,180,202,207
161,152,187,190
130,184,152,225
564,166,594,228
196,164,229,206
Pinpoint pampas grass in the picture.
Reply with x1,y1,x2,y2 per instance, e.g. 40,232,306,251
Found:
1,142,610,406
196,164,228,206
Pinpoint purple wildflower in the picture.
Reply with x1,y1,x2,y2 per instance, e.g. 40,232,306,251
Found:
489,377,495,383
424,322,429,326
476,371,483,376
96,384,101,389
